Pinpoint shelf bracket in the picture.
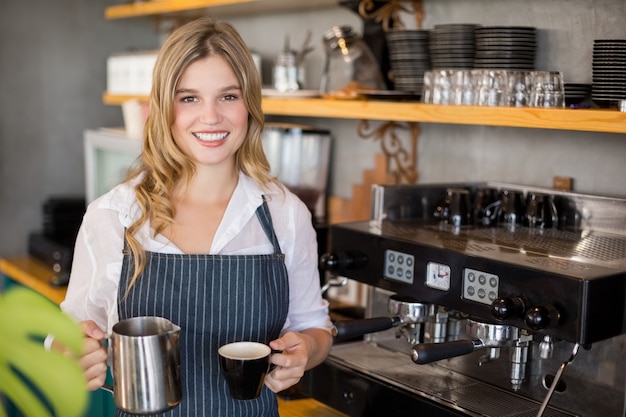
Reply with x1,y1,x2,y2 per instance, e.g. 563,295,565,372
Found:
356,120,419,184
357,0,424,30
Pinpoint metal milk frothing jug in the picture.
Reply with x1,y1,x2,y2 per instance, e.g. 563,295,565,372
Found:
101,316,182,414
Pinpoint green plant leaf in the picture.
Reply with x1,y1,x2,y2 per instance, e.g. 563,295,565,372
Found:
0,287,89,417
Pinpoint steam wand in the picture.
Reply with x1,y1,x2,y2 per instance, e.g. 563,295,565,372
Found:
535,343,580,417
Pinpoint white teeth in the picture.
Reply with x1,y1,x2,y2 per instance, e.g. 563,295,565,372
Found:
193,132,228,142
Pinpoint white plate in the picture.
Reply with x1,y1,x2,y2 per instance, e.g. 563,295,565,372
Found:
262,88,321,98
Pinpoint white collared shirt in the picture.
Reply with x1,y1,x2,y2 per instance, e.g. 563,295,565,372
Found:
61,172,332,335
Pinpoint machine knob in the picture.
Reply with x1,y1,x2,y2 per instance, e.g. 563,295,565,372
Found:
491,297,526,321
524,305,561,330
319,251,368,273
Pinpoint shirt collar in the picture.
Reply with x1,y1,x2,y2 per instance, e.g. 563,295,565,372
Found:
210,172,268,253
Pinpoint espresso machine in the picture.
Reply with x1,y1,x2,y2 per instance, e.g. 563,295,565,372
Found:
301,182,626,417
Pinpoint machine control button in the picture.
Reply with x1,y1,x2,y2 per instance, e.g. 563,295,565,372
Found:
384,249,415,284
463,268,499,305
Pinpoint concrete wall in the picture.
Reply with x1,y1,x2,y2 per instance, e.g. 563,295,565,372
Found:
0,0,625,257
0,0,155,257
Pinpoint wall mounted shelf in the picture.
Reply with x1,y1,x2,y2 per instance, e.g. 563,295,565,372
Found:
105,0,338,19
102,93,626,134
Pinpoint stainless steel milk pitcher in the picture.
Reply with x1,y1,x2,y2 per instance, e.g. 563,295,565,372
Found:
102,316,182,414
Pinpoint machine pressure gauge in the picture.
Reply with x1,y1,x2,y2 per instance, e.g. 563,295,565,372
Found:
426,262,451,291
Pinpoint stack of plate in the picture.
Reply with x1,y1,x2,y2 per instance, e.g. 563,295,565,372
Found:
592,39,626,103
564,83,592,106
474,26,536,70
429,24,477,69
385,29,431,93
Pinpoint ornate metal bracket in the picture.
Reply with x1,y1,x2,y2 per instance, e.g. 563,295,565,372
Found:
357,0,424,30
356,120,419,184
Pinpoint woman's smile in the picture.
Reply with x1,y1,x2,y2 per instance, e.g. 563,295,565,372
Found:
193,131,229,143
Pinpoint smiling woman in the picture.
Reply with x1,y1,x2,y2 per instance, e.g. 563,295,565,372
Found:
60,16,333,417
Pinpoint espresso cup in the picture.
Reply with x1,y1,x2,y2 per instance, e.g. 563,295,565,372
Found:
497,190,526,228
218,341,272,400
524,192,558,229
439,188,472,227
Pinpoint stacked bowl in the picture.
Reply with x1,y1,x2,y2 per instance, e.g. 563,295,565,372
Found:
429,24,477,69
474,26,537,70
385,29,431,94
591,39,626,105
564,83,592,106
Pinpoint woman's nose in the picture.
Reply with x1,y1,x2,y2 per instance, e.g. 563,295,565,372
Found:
199,102,221,124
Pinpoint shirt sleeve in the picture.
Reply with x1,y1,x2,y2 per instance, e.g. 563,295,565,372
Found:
278,191,333,334
60,196,126,335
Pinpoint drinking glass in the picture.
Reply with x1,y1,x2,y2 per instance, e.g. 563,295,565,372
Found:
529,71,565,108
431,70,452,105
450,70,476,105
477,70,508,106
463,70,483,106
422,70,434,104
504,71,532,107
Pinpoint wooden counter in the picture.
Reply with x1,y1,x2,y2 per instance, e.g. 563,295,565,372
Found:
0,257,66,304
0,256,348,417
278,397,348,417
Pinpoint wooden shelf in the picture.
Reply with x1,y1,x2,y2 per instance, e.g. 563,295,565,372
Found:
264,98,626,134
103,92,626,134
105,0,338,19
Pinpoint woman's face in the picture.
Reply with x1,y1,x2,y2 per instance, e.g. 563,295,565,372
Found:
172,55,249,170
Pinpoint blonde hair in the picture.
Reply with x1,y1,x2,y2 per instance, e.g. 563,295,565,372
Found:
124,17,275,289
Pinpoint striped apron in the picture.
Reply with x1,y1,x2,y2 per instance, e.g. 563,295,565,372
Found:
115,198,289,417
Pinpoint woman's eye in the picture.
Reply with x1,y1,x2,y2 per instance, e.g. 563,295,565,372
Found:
223,93,239,101
181,96,197,103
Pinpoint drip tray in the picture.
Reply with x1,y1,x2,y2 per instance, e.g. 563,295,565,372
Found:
327,343,578,417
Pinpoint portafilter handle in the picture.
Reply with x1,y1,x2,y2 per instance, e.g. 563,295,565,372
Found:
410,339,484,364
332,316,402,342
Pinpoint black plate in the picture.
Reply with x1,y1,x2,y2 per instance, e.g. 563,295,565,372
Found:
476,43,537,50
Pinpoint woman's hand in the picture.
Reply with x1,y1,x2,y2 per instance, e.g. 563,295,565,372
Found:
78,320,108,390
264,328,332,393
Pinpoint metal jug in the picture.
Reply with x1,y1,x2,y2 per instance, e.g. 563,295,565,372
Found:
320,26,385,94
101,316,182,414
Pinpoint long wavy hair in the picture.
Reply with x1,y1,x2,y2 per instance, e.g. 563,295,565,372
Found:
124,17,275,290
